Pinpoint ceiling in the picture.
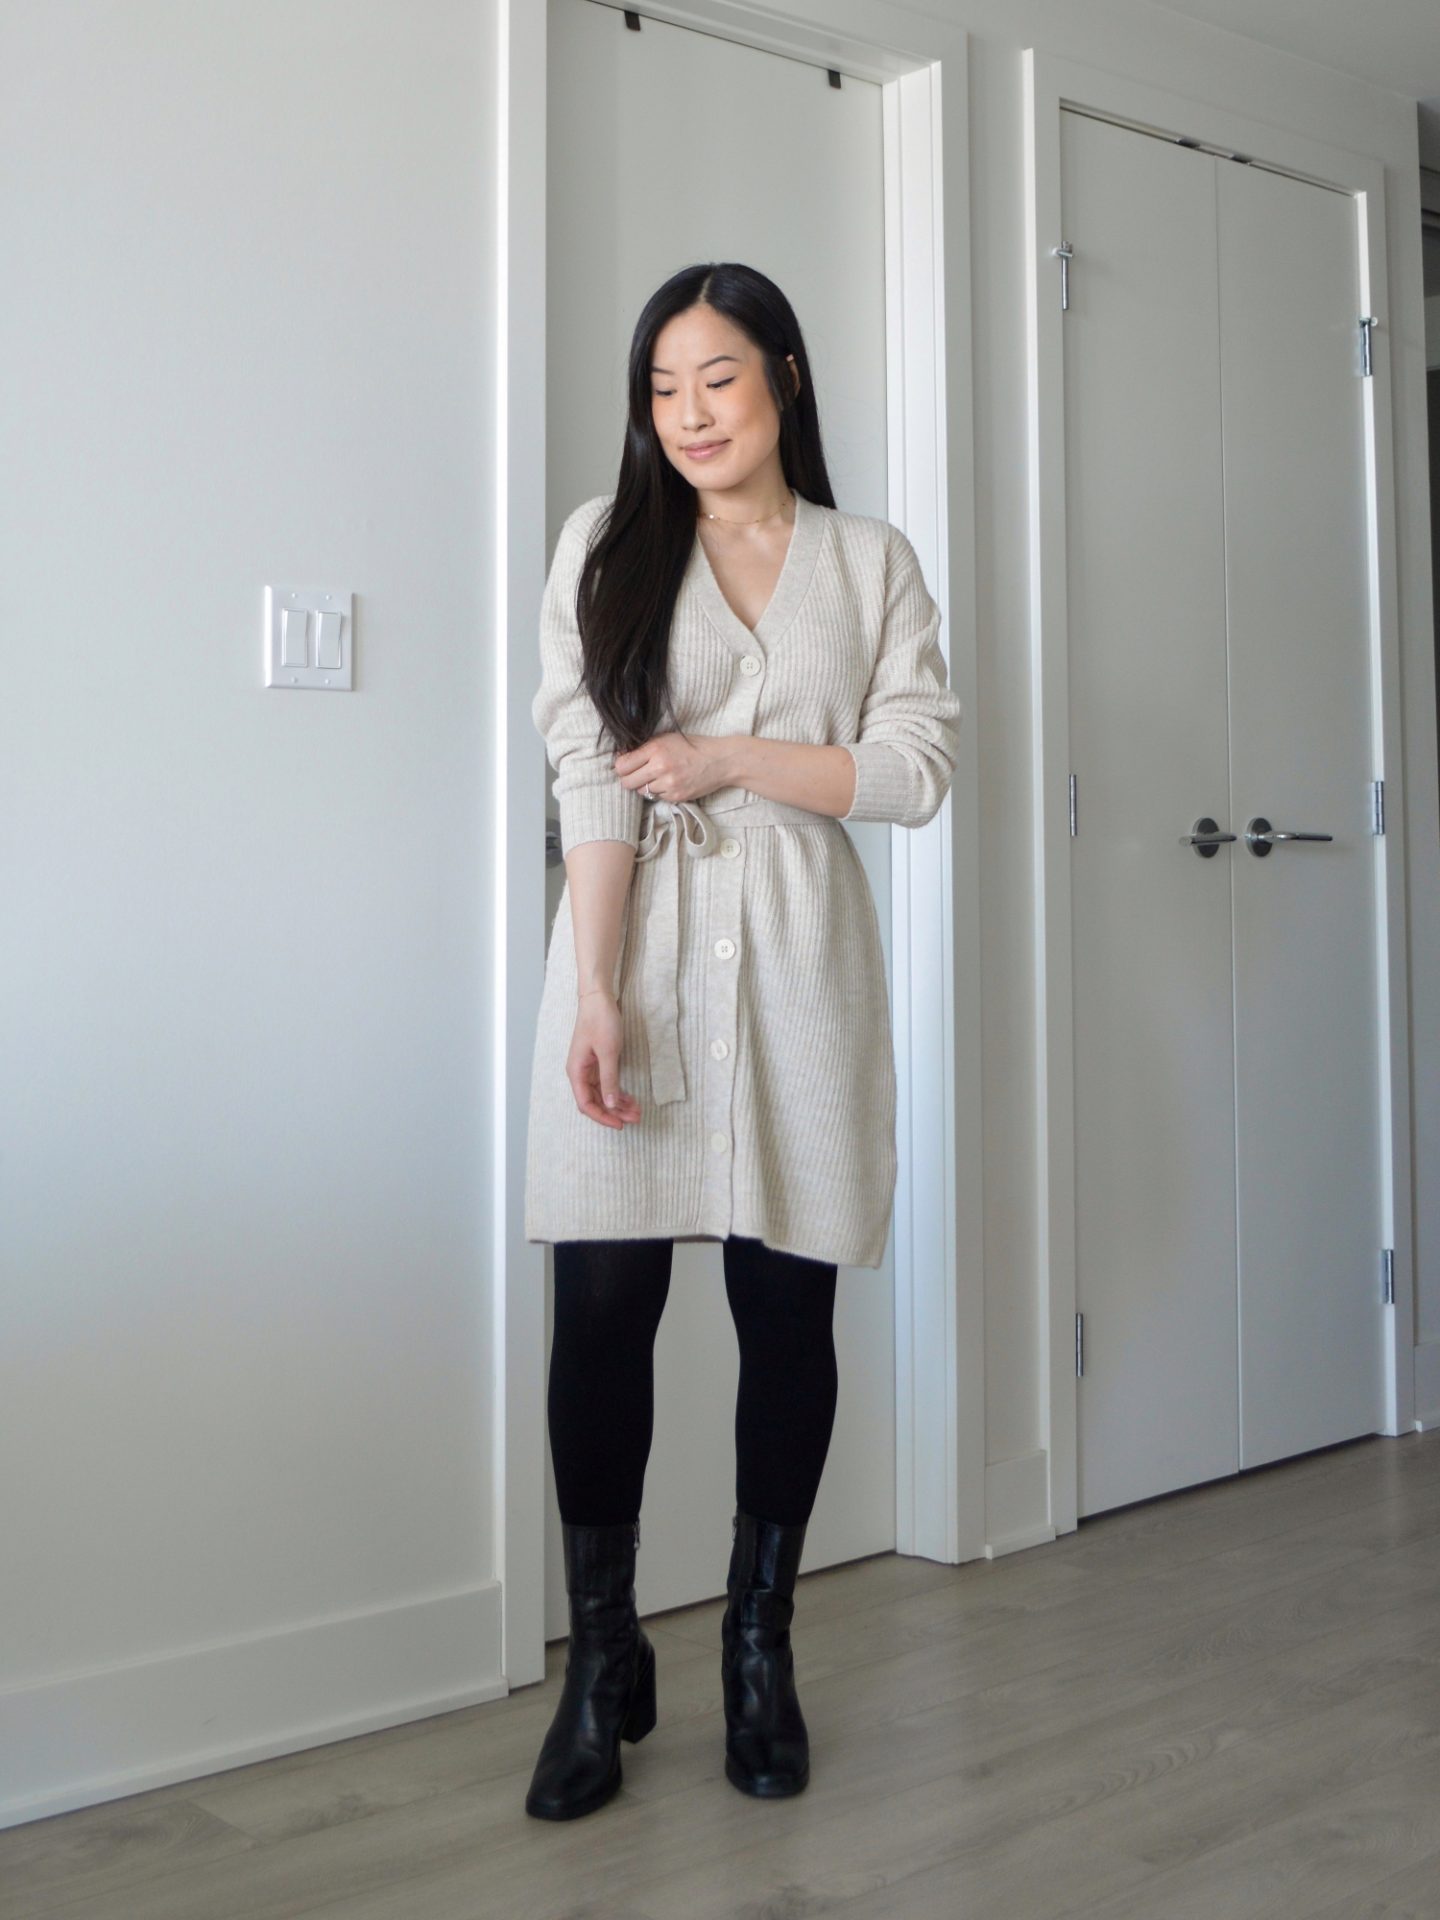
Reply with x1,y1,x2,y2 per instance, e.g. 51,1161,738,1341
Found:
1145,0,1439,110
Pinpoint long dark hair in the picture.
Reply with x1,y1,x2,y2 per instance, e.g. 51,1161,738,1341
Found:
574,263,837,753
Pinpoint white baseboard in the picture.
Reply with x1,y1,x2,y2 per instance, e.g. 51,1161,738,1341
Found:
983,1447,1057,1558
1,1579,506,1831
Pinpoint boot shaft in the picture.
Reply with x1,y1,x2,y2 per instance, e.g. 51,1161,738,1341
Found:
561,1516,641,1598
560,1518,642,1648
724,1508,807,1640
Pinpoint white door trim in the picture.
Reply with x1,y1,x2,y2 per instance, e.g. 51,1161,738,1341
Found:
498,0,983,1691
1022,47,1418,1541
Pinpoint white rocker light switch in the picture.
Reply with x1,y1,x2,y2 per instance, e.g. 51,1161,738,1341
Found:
315,610,343,671
280,606,310,668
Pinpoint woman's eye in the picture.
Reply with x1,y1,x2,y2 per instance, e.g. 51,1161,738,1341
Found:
652,379,735,397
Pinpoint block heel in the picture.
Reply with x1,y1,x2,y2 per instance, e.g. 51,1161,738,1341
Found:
620,1631,657,1742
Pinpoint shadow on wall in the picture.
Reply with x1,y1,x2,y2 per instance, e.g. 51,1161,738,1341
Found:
1423,159,1440,815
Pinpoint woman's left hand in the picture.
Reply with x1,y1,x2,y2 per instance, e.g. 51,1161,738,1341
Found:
613,733,737,804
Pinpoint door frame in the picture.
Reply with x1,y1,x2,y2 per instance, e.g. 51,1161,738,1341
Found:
1023,48,1418,1537
498,0,984,1689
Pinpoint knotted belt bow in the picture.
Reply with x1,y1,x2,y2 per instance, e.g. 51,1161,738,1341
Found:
631,791,834,1107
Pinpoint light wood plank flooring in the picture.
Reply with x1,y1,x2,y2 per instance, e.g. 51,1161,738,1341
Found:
4,1430,1439,1920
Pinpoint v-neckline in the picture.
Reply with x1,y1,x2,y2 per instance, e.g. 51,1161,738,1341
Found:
688,488,824,656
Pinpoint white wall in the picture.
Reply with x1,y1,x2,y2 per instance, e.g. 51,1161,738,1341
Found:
0,0,502,1825
2,0,1435,1827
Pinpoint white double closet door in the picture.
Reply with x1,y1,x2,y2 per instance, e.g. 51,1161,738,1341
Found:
1064,110,1387,1518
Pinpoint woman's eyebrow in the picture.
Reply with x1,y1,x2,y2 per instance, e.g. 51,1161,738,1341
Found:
650,354,741,374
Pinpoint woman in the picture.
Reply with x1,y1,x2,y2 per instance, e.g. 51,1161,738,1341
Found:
523,263,963,1821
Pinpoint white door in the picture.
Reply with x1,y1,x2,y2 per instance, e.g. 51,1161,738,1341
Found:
1218,159,1384,1466
543,0,896,1630
1063,114,1240,1515
1062,111,1385,1517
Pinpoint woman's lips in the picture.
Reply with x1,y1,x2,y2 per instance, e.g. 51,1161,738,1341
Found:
683,441,729,460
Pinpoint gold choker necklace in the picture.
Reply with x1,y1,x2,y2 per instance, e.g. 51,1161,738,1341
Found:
697,488,795,528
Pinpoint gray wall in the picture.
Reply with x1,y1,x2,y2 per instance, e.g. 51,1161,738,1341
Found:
0,0,500,1821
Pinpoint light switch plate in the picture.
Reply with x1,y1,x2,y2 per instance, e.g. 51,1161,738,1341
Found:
264,586,354,690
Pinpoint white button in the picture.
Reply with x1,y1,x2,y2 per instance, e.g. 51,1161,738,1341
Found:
720,837,741,858
739,654,762,676
710,1130,729,1154
714,936,736,959
710,1037,729,1059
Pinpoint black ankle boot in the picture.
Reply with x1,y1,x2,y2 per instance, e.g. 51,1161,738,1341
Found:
720,1507,810,1797
525,1517,657,1820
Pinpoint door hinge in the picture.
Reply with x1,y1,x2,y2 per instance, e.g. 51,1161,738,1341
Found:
1053,241,1074,311
1359,314,1377,377
1075,1312,1084,1376
1381,1247,1394,1306
1372,779,1385,835
1069,772,1078,837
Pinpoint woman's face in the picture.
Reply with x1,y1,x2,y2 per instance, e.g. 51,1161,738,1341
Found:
649,305,797,496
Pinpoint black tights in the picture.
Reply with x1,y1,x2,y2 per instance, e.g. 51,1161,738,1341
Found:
548,1234,839,1529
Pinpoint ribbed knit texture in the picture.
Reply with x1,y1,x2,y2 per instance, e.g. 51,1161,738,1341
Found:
525,489,963,1269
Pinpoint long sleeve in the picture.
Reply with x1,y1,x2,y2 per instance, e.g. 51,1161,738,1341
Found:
839,526,963,829
532,505,644,856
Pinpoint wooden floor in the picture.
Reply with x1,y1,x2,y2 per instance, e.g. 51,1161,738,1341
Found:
5,1430,1440,1920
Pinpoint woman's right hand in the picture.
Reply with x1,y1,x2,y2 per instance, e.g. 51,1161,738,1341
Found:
567,987,642,1129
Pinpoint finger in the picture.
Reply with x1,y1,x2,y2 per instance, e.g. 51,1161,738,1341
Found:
617,737,655,761
570,1056,623,1129
597,1045,626,1112
616,762,656,792
594,1045,642,1123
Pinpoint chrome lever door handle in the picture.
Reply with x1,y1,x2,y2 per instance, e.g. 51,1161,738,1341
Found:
1180,817,1237,859
1245,815,1333,858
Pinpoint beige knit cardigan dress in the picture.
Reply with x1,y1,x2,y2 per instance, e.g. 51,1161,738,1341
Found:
524,488,963,1269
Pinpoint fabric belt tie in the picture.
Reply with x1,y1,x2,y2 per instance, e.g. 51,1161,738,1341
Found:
632,791,836,1106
